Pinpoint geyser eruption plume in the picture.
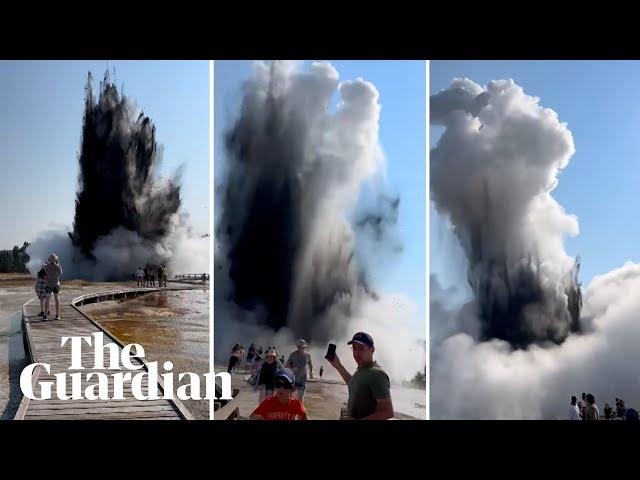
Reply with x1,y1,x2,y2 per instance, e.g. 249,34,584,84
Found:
70,71,181,259
431,78,582,348
216,60,401,344
26,71,208,280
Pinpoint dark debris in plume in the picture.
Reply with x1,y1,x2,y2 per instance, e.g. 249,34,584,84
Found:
70,71,181,261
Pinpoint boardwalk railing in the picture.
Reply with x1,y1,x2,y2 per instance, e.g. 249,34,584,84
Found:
174,273,209,280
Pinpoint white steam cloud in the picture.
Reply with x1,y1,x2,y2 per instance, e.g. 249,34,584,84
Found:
431,77,640,418
27,213,208,281
215,61,423,383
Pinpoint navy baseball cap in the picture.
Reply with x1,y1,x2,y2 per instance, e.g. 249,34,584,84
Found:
347,332,374,348
275,368,296,385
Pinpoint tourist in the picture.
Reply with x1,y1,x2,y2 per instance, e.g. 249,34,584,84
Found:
327,332,394,420
286,339,314,402
237,344,246,372
157,265,164,287
161,264,169,287
248,354,262,386
250,368,308,420
319,366,323,380
149,268,156,287
257,348,280,403
584,393,599,420
227,344,242,374
616,398,626,419
568,395,580,420
34,265,49,318
43,254,62,321
247,343,256,365
604,403,613,420
135,266,145,287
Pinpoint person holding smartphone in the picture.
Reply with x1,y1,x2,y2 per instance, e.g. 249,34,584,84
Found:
327,332,394,420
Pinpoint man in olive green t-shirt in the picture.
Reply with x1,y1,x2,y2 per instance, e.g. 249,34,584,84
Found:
327,332,394,420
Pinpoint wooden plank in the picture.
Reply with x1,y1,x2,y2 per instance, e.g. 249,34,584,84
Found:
24,405,177,416
27,399,172,408
24,413,180,420
23,415,180,420
18,287,197,421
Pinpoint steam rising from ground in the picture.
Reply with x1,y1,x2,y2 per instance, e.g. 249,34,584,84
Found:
432,266,640,418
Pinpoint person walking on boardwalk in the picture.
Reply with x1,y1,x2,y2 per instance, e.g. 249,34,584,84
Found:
35,265,49,318
257,348,281,403
286,339,314,403
157,265,164,287
43,254,62,321
161,264,169,287
247,343,256,365
149,267,156,287
143,266,150,287
228,344,242,374
236,344,246,372
327,332,394,420
319,366,324,380
135,266,145,287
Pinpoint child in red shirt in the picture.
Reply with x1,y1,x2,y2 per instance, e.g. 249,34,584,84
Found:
250,368,308,420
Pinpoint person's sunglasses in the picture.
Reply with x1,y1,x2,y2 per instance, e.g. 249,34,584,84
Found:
274,381,292,390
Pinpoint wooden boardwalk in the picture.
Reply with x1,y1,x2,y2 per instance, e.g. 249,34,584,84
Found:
15,288,194,420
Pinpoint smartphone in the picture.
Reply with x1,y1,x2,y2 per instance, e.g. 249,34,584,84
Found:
324,343,336,361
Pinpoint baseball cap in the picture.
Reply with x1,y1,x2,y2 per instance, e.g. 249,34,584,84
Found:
296,338,308,347
275,368,295,385
347,332,374,348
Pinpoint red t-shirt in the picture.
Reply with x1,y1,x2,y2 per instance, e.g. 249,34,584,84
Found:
251,396,307,420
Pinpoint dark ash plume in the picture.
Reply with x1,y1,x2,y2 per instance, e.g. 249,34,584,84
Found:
70,72,181,260
216,61,392,340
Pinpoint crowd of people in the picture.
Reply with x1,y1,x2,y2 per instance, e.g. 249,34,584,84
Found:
229,331,395,420
34,254,172,320
134,265,169,287
568,393,638,420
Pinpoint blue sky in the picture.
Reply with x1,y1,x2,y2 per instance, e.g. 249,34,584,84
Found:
215,60,426,324
431,60,640,295
0,60,209,249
